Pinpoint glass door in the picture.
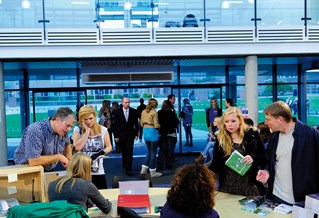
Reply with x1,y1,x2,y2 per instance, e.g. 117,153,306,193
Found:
176,87,223,154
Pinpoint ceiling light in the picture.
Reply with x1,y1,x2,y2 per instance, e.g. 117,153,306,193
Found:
21,0,30,9
124,2,132,10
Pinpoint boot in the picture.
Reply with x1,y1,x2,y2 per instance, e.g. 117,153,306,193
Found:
140,165,148,175
194,154,204,163
150,168,162,177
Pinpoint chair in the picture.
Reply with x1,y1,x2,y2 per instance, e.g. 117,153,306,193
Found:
165,21,181,28
182,14,198,27
112,175,152,189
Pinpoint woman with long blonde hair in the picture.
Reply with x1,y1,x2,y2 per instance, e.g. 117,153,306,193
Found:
209,107,265,196
48,153,112,213
72,105,112,189
139,98,162,177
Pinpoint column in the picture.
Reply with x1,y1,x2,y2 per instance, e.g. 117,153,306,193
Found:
0,61,8,166
245,56,258,125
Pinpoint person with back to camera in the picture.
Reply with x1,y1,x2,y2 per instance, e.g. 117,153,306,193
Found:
137,98,146,142
256,101,319,205
209,107,265,196
160,164,219,218
139,98,162,177
14,107,76,172
225,98,234,109
48,153,112,214
157,100,179,170
72,105,112,189
257,122,271,149
181,98,193,147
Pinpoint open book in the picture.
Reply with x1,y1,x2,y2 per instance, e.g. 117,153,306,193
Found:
225,150,252,176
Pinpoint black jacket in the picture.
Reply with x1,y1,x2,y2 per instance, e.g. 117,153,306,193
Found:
264,119,319,202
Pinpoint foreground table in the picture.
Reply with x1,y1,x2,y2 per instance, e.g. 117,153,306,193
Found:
89,188,292,218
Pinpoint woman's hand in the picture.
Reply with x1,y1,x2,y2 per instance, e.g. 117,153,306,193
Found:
82,122,91,133
242,155,253,165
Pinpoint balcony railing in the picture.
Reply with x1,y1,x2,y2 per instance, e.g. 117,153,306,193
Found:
0,26,318,46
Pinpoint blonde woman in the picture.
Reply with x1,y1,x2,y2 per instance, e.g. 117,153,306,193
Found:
73,105,112,188
209,107,265,196
48,153,112,214
139,98,162,177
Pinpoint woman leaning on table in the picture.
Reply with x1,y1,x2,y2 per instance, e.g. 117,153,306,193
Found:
160,164,219,218
72,105,112,189
48,153,112,214
209,107,265,196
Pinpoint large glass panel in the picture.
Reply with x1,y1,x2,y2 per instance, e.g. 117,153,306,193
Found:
277,84,298,118
0,0,42,28
277,65,298,83
98,0,157,28
257,0,304,25
258,65,272,84
307,0,319,25
29,69,77,88
156,0,204,28
206,0,254,27
257,85,273,123
5,91,23,160
306,70,319,126
180,66,225,85
45,0,96,28
178,88,222,156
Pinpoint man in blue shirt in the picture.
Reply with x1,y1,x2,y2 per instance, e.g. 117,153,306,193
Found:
14,107,76,171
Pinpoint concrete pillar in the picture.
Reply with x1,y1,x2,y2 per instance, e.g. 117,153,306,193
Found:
245,56,258,125
0,61,8,166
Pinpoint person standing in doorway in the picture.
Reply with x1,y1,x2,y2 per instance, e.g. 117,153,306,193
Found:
113,97,138,176
167,94,176,112
181,98,193,147
206,97,222,132
137,98,146,142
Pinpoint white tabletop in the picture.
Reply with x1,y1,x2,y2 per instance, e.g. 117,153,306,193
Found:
89,188,292,218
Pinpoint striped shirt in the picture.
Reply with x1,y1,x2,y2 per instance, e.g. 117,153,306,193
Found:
14,118,70,171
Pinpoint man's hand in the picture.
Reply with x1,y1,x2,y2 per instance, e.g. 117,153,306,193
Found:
115,138,119,143
256,169,270,184
59,155,70,168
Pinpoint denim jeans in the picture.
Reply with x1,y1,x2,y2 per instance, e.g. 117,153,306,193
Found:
143,140,159,169
201,141,215,164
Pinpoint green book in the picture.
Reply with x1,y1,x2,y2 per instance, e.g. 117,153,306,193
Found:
225,150,252,176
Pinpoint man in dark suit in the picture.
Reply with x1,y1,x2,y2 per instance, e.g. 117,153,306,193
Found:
113,97,138,176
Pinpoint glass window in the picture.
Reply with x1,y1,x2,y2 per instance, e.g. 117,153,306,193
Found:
277,65,298,83
0,0,43,28
45,0,96,28
180,66,225,85
229,66,245,85
307,0,319,25
207,0,254,27
29,69,77,88
257,0,304,25
258,65,273,84
257,85,273,123
4,70,25,89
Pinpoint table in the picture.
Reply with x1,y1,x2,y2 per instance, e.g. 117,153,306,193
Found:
89,188,292,218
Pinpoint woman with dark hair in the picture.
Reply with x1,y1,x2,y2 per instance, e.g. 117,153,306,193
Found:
160,164,219,218
257,122,271,149
206,98,222,131
139,98,162,177
48,153,112,214
157,100,179,170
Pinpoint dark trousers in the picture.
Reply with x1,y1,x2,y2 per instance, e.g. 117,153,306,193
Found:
138,122,143,140
183,125,193,145
119,138,134,172
157,135,177,169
